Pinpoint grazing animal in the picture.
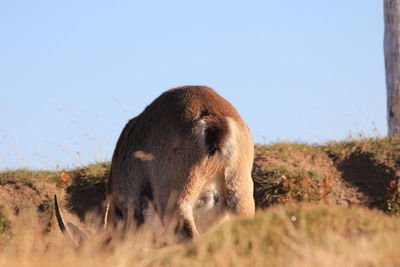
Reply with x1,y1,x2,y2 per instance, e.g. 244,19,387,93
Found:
56,86,255,243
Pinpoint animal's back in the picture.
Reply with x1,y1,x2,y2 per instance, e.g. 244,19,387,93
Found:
109,86,244,194
108,86,254,239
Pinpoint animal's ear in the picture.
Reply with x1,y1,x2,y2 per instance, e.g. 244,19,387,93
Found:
196,115,229,156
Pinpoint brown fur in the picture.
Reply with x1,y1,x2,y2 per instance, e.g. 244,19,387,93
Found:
108,86,255,240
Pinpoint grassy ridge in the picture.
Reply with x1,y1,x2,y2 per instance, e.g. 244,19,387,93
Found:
1,137,400,266
2,137,400,213
254,137,400,213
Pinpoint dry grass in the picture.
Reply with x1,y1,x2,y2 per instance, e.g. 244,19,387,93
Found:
1,137,400,266
0,204,400,267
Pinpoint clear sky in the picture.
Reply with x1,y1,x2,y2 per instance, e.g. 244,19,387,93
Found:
0,1,385,170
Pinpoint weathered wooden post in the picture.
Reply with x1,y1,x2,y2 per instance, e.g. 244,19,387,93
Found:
385,0,400,136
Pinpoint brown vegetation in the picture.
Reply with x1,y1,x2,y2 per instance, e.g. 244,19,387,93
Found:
0,137,400,266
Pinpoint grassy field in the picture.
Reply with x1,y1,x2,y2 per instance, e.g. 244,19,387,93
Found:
0,137,400,266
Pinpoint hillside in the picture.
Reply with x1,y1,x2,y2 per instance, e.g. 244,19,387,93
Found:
0,137,400,266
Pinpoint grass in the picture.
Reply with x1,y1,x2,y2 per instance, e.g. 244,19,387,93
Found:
253,167,330,208
0,169,59,185
0,206,10,233
0,162,109,188
254,137,400,213
325,137,400,165
0,204,400,267
1,136,400,266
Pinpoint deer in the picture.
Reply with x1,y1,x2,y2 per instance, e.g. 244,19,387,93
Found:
55,86,255,245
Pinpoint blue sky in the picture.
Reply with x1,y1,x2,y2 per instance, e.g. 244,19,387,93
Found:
0,1,385,170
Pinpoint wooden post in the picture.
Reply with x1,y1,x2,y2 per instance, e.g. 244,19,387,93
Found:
385,0,400,136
